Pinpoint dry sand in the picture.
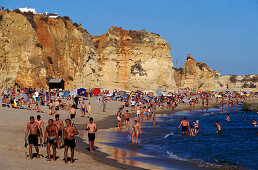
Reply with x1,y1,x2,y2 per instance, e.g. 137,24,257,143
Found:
0,96,123,170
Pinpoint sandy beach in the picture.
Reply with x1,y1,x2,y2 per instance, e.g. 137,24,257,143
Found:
2,94,248,170
0,96,126,170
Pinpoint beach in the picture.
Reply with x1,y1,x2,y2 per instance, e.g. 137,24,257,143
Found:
0,97,125,170
1,94,257,170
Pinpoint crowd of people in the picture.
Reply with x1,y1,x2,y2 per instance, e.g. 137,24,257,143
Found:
1,87,256,163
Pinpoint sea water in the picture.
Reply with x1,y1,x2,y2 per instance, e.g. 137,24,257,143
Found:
98,106,258,169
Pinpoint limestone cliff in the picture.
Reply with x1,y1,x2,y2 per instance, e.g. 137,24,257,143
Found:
0,11,100,90
91,27,176,91
173,54,258,91
0,11,176,91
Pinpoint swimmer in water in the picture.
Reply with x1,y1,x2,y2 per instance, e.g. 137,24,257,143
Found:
252,119,257,127
226,113,230,122
215,121,221,135
130,120,142,144
193,120,199,135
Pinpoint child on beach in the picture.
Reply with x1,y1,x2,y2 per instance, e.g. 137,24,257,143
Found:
189,125,195,136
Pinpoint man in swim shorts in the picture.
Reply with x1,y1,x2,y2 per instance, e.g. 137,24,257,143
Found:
178,117,190,135
63,119,78,163
124,110,130,127
54,114,64,149
81,101,86,117
54,99,60,114
86,117,97,152
69,105,76,125
25,116,41,159
215,121,221,135
35,115,44,146
44,119,58,161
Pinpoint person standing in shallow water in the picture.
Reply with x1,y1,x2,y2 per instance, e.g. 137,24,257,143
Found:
178,117,190,135
215,121,221,135
130,120,142,144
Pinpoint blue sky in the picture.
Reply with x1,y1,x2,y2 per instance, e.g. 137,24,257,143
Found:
2,0,258,75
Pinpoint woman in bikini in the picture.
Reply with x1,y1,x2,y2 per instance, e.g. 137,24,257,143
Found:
130,120,142,143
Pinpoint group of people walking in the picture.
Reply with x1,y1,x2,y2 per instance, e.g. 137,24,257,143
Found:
24,115,97,163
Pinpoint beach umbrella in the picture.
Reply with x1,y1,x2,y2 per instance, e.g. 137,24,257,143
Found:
70,88,78,97
20,92,29,102
156,89,162,96
118,91,126,96
106,93,113,97
120,95,127,99
182,98,189,103
92,88,101,95
63,91,70,97
77,88,86,96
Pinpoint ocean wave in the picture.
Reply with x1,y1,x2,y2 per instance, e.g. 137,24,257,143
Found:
164,132,174,139
166,151,187,161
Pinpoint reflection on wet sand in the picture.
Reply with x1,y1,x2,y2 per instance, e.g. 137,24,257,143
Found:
79,128,163,170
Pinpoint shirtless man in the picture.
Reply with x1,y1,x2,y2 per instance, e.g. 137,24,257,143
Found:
87,102,92,117
86,117,97,152
193,120,199,135
49,100,54,115
54,114,64,149
215,121,221,135
35,115,44,146
124,110,130,127
178,117,190,135
54,99,60,114
25,116,41,159
63,119,78,163
81,102,86,117
44,119,58,161
130,120,142,143
68,105,76,125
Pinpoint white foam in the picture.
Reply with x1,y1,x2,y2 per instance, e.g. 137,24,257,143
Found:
164,132,174,139
166,151,186,161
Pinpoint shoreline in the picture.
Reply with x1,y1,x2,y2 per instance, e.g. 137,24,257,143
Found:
75,102,244,170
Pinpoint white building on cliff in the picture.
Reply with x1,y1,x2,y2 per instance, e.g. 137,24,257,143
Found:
18,6,37,14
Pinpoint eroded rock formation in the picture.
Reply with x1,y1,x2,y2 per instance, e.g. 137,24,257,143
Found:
91,26,176,91
0,11,257,91
173,54,258,91
0,11,100,90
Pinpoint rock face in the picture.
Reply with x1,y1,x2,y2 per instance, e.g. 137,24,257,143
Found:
0,11,257,91
173,54,258,91
91,27,176,91
243,98,258,111
0,11,100,90
0,11,176,91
